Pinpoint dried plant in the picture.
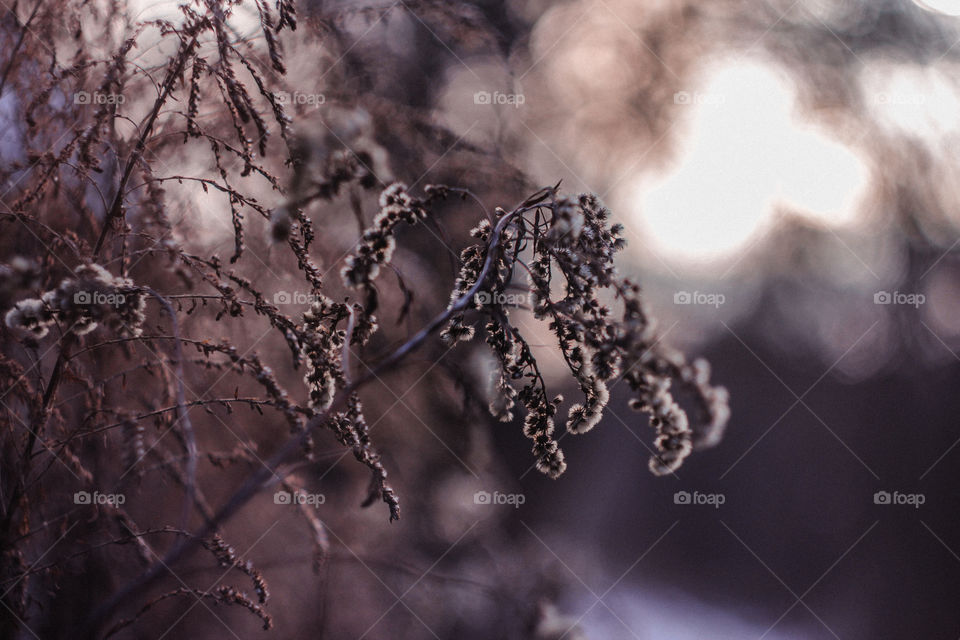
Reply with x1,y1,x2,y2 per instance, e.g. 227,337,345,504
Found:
0,1,728,638
440,188,729,477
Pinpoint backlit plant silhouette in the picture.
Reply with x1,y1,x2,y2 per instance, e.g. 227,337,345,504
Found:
0,1,728,637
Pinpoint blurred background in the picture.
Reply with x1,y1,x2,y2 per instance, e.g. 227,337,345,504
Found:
325,0,960,637
466,0,960,637
9,0,960,637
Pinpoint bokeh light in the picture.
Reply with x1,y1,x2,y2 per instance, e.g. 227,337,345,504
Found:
630,58,869,263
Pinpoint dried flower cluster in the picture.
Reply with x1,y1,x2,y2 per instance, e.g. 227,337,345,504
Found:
203,534,270,606
341,183,427,291
442,191,729,476
0,1,730,637
4,263,146,338
302,295,350,411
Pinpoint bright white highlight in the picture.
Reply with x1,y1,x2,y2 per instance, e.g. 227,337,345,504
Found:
913,0,960,16
862,63,960,139
630,59,868,263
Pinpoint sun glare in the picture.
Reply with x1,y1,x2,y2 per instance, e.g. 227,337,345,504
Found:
629,59,869,265
913,0,960,16
862,63,960,139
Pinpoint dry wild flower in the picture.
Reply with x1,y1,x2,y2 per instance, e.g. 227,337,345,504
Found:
4,263,146,338
1,129,728,640
440,189,730,476
0,2,729,636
